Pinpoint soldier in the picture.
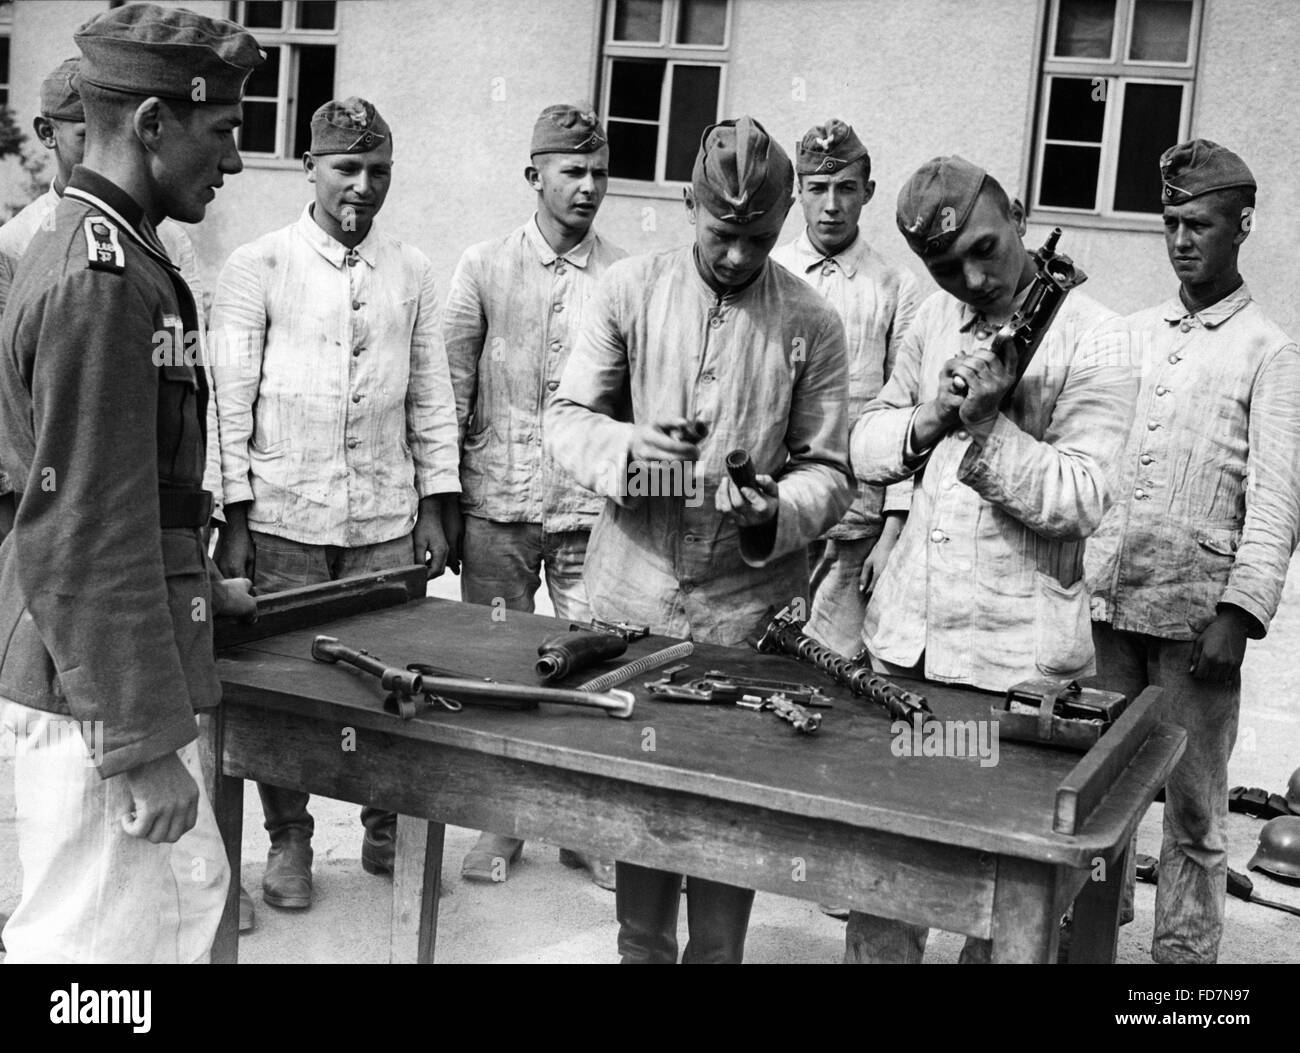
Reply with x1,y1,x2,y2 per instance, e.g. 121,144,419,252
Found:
0,2,260,962
211,97,461,912
443,103,624,889
771,118,920,659
1086,141,1300,964
846,156,1136,963
547,116,853,963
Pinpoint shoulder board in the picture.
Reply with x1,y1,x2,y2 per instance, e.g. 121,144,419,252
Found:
83,215,125,274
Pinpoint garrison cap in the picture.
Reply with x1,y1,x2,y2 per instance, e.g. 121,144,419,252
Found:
309,96,391,155
1159,139,1256,205
692,115,793,224
74,2,264,104
40,57,84,121
530,104,607,156
896,154,988,257
796,118,870,177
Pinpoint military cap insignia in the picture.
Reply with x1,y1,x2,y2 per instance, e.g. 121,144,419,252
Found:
84,216,125,274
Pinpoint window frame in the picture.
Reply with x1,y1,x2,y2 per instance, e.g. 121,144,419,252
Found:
0,1,11,110
1027,0,1203,230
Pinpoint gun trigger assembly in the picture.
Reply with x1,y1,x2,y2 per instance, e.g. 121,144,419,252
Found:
643,667,828,734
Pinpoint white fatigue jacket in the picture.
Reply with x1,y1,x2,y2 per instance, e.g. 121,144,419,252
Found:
772,228,921,538
444,216,626,533
546,246,853,647
853,285,1135,690
210,204,460,547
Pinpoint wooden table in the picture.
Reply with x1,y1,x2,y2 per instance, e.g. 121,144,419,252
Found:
207,596,1184,964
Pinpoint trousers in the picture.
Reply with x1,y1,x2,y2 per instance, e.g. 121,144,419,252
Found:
614,862,755,963
460,516,591,622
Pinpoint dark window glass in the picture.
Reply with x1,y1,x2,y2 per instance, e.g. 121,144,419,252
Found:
1039,144,1101,209
0,37,8,83
240,100,278,153
1129,0,1192,62
1113,82,1182,212
676,0,727,45
608,58,664,121
1045,76,1106,142
608,121,658,181
295,0,336,30
612,0,663,42
246,44,280,97
293,45,336,156
664,65,719,181
1054,0,1116,58
243,1,285,29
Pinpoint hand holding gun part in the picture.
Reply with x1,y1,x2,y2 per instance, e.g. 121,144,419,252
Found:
667,419,709,444
950,227,1088,403
725,448,759,493
750,606,932,721
644,667,828,735
536,630,627,683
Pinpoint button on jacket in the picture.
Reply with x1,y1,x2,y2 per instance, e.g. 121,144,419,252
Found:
772,228,921,538
1086,284,1300,640
853,286,1134,690
210,204,460,547
444,216,626,533
546,247,854,646
0,166,218,777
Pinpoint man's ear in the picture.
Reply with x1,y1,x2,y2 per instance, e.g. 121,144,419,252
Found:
683,186,697,226
862,178,876,206
1010,197,1028,237
131,97,167,152
32,116,55,148
525,164,541,191
303,152,317,182
1235,206,1254,246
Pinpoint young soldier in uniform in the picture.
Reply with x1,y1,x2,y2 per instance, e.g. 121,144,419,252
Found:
0,2,260,962
1086,141,1300,964
771,118,920,658
846,156,1136,963
211,97,461,911
547,116,853,963
444,104,624,889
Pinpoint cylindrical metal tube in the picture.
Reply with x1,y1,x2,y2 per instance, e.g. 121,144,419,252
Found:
725,448,758,492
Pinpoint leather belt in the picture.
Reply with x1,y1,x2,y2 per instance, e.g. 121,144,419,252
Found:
159,489,213,529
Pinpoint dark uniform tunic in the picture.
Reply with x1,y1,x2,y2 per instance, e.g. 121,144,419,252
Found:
0,166,219,779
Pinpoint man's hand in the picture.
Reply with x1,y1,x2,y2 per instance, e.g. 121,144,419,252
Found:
122,752,200,844
860,514,905,594
909,358,970,450
716,473,779,527
951,347,1016,427
214,502,254,580
212,576,256,618
414,495,450,578
440,500,464,575
630,417,703,464
1190,607,1253,683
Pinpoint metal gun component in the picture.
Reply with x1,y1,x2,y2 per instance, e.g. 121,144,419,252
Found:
582,618,651,642
535,630,628,683
725,448,758,492
576,642,696,693
643,667,828,735
996,678,1128,749
312,635,425,695
750,607,932,721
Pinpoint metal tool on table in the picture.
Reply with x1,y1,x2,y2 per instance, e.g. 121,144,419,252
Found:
536,630,627,683
583,617,650,642
750,605,931,722
311,635,634,719
1137,852,1300,919
995,678,1128,750
644,665,829,735
576,641,695,693
949,227,1088,406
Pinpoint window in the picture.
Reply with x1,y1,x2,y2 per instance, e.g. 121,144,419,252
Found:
1032,0,1200,219
0,1,12,109
229,1,337,159
600,0,730,186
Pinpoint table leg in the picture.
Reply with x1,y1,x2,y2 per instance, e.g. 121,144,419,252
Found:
390,815,444,964
989,856,1062,964
1067,841,1129,964
199,710,244,965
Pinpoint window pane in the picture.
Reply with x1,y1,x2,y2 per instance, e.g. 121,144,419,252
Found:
1054,0,1115,58
245,45,280,98
1129,0,1192,62
293,45,336,156
243,1,284,29
608,120,658,181
612,0,663,42
0,37,8,82
664,65,719,182
1039,144,1101,209
1045,76,1106,142
295,1,336,30
676,0,727,45
239,100,278,153
1113,82,1182,212
608,58,664,121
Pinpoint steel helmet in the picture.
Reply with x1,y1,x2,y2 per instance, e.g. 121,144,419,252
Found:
1248,816,1300,882
1286,766,1300,815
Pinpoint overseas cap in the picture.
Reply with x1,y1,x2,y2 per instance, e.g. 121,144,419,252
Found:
40,57,84,121
692,115,792,224
75,2,263,104
1160,138,1256,205
530,104,607,156
309,96,391,155
796,118,870,177
896,154,988,257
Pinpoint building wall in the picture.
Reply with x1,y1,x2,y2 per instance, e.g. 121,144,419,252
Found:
2,0,1298,333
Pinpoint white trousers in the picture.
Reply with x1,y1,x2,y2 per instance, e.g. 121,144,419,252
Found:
1,701,229,963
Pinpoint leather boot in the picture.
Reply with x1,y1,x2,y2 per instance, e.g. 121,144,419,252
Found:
559,848,617,891
263,831,313,910
461,832,524,883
